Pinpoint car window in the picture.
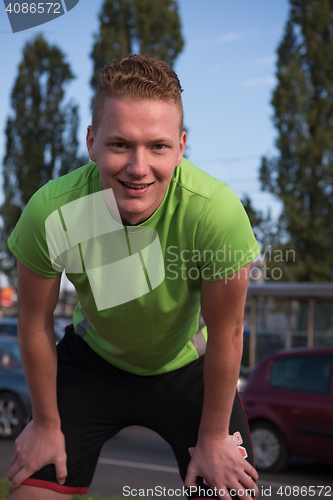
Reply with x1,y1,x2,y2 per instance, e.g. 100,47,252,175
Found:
270,355,333,395
0,343,22,368
0,323,17,336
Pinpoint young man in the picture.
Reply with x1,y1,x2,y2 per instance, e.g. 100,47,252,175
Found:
7,55,260,500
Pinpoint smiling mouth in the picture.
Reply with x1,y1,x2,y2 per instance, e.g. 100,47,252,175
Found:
119,180,154,190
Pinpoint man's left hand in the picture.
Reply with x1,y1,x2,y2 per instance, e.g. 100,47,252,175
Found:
185,434,259,500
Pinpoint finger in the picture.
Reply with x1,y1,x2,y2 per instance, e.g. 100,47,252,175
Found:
236,485,257,499
8,460,22,481
55,457,68,485
243,482,259,498
237,479,259,499
239,471,259,491
10,451,18,466
247,478,259,497
184,469,198,489
229,484,254,500
8,468,30,494
233,478,259,500
218,486,230,500
244,461,259,480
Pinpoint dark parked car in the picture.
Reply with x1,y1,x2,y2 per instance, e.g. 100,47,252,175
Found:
241,347,333,472
0,317,64,343
0,336,31,439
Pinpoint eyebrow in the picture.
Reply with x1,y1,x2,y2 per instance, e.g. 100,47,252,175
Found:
104,135,174,145
104,135,129,143
152,138,174,144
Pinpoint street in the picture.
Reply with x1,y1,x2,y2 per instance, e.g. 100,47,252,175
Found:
1,426,332,499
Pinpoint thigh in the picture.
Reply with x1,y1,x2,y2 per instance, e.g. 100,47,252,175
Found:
140,357,255,499
229,392,255,467
25,330,134,495
9,484,72,500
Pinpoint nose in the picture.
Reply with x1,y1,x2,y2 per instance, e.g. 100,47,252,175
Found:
126,148,150,178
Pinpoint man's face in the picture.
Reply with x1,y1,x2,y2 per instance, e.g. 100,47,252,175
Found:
86,97,186,226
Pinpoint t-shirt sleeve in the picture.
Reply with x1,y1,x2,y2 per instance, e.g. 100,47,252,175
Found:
7,183,63,278
197,185,260,281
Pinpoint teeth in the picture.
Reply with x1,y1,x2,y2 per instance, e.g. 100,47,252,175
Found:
123,182,149,189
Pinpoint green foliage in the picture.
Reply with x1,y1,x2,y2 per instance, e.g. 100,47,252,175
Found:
241,195,276,248
0,35,84,284
0,479,9,500
90,0,184,91
259,0,333,282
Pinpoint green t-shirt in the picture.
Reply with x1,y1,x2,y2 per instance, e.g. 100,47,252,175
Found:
8,159,260,375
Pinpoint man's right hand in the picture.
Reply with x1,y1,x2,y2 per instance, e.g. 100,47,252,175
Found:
7,420,67,494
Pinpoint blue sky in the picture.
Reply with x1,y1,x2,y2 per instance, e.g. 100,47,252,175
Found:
0,0,290,219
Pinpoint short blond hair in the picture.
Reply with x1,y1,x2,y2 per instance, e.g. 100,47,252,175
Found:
92,54,184,132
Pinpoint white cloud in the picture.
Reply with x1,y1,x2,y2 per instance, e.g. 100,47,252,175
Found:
190,30,260,49
245,55,277,66
240,76,276,88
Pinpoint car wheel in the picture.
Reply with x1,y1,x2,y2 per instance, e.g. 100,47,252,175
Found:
250,421,289,472
0,392,25,439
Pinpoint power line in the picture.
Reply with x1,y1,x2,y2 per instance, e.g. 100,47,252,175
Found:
197,154,263,164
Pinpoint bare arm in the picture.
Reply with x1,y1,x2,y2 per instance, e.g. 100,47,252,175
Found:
185,264,259,499
8,261,67,493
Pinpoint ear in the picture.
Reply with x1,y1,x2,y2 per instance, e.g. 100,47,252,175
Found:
176,130,187,166
86,125,96,162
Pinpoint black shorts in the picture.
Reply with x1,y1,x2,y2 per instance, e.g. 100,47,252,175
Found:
23,328,255,499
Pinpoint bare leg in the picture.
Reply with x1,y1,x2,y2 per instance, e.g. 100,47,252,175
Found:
9,485,72,500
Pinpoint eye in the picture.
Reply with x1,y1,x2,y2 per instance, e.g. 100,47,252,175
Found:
153,144,165,150
114,142,125,148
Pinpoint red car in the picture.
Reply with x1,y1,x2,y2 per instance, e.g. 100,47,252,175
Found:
241,347,333,472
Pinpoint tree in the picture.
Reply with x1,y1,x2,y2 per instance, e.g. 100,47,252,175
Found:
242,195,275,247
1,35,83,283
260,0,333,282
90,0,184,91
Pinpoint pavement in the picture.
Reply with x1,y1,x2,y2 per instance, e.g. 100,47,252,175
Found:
1,426,333,499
